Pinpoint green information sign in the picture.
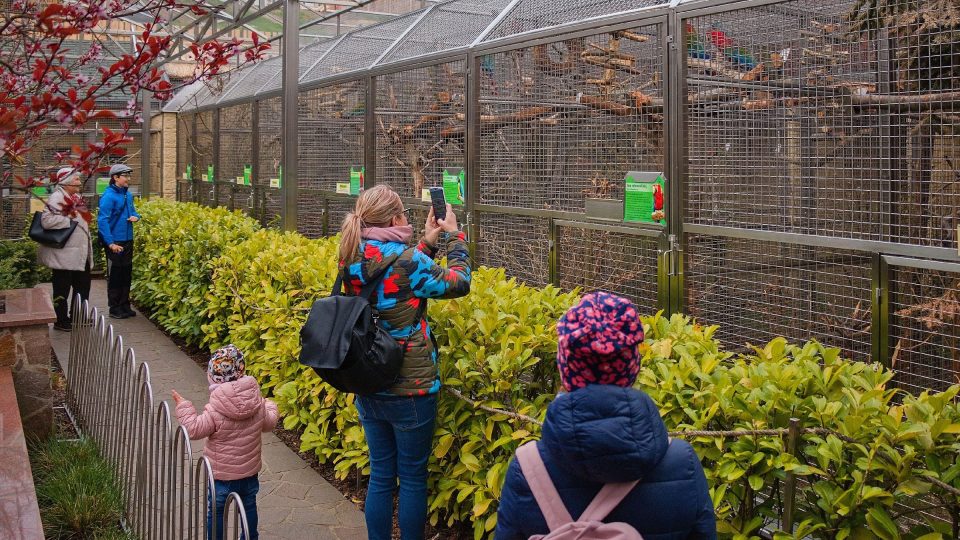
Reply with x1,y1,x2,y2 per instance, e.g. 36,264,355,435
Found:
206,165,214,183
623,171,666,225
32,186,48,197
350,166,363,196
442,167,465,205
96,177,110,195
243,165,252,186
183,164,193,181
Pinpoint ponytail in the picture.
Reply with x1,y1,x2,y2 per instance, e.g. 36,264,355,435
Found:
337,184,403,264
339,213,364,264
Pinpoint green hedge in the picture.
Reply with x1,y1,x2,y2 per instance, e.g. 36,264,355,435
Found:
134,200,960,540
0,238,48,290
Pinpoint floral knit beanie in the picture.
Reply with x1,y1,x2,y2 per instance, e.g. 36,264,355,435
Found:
556,292,644,391
208,344,245,385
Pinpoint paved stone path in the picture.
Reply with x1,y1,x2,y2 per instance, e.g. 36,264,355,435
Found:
46,280,367,540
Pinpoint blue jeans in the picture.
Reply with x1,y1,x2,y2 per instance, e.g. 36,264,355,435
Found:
355,394,438,540
207,475,259,540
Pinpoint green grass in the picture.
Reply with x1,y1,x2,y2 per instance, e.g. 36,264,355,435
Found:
29,437,134,540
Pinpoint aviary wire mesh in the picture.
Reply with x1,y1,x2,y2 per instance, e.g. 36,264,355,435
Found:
218,104,253,210
257,98,283,227
194,111,215,206
172,0,960,397
557,225,660,313
477,23,665,213
684,234,874,362
889,264,960,394
375,61,467,200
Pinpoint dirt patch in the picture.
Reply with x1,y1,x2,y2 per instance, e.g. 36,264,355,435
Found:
50,351,80,439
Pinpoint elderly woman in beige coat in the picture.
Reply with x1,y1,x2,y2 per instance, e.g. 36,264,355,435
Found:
37,168,93,331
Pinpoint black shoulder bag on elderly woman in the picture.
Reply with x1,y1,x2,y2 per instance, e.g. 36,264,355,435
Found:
298,266,404,395
28,211,77,249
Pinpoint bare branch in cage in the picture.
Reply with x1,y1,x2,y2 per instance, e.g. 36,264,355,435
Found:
849,91,960,110
614,30,649,43
532,38,585,74
443,106,560,137
581,56,643,75
687,58,765,81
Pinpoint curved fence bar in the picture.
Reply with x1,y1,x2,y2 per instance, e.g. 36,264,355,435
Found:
64,295,250,539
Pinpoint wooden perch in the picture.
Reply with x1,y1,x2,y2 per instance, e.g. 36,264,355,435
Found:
442,106,559,137
687,58,765,81
581,55,643,75
849,90,960,111
614,30,648,43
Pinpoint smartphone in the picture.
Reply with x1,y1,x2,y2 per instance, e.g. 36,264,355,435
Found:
429,187,446,221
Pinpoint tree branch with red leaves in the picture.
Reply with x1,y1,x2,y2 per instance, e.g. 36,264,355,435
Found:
0,0,270,220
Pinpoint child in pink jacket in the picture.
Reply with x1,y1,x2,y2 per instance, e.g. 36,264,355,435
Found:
173,344,279,540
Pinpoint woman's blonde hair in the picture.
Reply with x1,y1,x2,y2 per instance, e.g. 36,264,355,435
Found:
339,184,404,263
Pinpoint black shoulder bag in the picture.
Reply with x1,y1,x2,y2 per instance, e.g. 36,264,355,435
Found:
298,266,404,395
29,211,77,249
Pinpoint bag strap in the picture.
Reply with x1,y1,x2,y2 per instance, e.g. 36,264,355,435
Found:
577,481,639,523
515,442,573,531
332,264,393,301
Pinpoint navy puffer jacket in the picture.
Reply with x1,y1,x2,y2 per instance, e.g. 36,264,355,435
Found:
495,385,716,540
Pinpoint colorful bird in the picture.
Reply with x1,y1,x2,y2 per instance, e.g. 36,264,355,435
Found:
343,103,365,117
480,54,498,96
685,22,710,60
707,24,756,70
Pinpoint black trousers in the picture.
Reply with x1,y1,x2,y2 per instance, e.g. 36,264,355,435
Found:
106,240,134,313
51,263,91,324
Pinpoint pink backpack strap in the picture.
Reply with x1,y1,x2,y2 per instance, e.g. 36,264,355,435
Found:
576,437,672,522
578,481,639,522
515,442,573,530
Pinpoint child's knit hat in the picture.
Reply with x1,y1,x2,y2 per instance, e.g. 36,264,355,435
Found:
556,292,644,391
208,344,245,385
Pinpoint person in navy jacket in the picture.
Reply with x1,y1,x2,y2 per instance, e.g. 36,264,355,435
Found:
495,292,717,540
97,163,141,319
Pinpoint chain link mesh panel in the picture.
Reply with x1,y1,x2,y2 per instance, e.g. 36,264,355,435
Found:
557,225,660,312
299,80,366,192
475,211,549,287
257,98,283,226
379,0,511,65
685,234,873,362
195,111,215,206
889,265,960,394
218,104,253,197
684,1,959,251
176,113,194,202
327,197,357,236
375,61,466,200
297,189,326,239
301,11,424,83
482,0,668,43
478,23,664,213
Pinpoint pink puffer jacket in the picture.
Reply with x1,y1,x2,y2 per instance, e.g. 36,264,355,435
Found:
175,376,280,480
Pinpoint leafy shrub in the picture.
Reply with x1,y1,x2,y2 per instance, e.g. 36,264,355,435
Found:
135,201,960,539
30,437,130,539
0,238,48,290
132,199,260,344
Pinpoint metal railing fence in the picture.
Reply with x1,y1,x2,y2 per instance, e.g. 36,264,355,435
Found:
66,296,250,540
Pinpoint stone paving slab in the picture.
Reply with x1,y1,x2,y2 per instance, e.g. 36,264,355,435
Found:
45,280,366,539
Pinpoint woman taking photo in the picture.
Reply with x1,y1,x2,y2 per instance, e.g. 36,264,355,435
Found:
38,168,93,332
338,184,471,540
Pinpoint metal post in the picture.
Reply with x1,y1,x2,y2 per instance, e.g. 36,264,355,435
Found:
252,100,261,219
782,418,800,534
872,254,890,367
548,218,558,286
281,0,300,231
364,76,376,188
212,108,221,206
465,53,480,258
141,91,151,198
664,13,685,315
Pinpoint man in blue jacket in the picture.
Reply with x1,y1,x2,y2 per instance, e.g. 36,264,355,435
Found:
98,163,141,319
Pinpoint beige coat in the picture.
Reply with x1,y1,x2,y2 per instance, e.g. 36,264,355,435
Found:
36,187,93,271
